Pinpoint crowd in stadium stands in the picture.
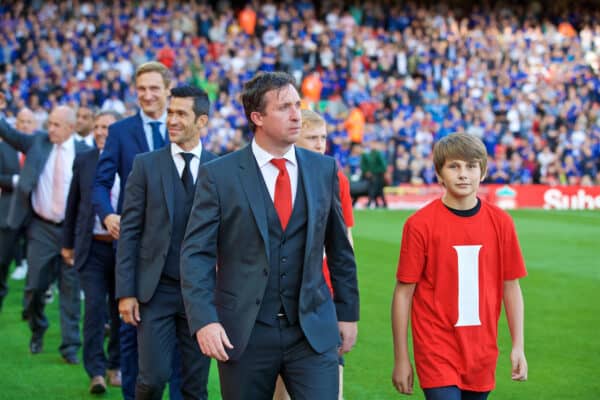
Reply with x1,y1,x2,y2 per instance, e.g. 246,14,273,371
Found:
1,1,600,186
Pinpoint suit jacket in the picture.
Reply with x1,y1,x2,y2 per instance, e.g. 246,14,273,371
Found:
0,119,89,229
0,141,20,229
62,148,101,270
93,112,150,223
116,145,216,303
180,145,360,361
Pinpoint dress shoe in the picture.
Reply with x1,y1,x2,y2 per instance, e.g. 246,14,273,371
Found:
62,353,80,365
89,375,107,394
29,337,43,354
106,369,122,387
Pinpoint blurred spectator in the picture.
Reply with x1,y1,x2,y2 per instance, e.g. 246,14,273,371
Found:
0,0,599,185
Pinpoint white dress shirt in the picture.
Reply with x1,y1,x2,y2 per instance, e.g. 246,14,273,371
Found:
251,140,298,206
170,142,203,183
140,110,167,151
74,132,95,147
31,136,75,223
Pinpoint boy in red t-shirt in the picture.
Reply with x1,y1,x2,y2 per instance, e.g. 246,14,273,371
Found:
391,133,528,400
273,109,354,400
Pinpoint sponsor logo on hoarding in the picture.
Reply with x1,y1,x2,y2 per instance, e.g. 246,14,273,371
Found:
494,185,517,210
543,188,600,210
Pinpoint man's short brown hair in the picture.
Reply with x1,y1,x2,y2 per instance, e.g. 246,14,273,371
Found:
241,72,296,132
433,133,488,175
134,61,171,88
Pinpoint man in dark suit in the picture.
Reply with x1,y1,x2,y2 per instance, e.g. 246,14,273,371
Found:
181,72,360,399
0,97,88,363
0,129,21,311
117,86,214,400
92,61,182,400
0,108,38,310
62,110,122,394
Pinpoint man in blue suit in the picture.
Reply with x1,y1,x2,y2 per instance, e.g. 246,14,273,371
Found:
92,61,182,400
0,98,88,362
181,72,360,399
117,85,215,400
62,110,122,394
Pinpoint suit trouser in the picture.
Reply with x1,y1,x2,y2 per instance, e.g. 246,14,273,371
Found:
135,279,210,400
218,317,339,400
26,217,81,356
80,240,119,377
0,226,19,308
120,317,184,400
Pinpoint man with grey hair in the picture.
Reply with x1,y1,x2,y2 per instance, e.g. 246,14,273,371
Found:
0,94,89,363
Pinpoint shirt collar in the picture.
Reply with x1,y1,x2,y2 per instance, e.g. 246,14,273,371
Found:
251,139,296,168
170,141,203,160
56,134,75,150
140,109,167,125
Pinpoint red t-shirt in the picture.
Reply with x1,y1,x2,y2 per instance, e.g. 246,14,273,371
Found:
323,171,355,295
396,199,527,391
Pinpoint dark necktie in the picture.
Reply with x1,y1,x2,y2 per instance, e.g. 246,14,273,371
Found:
149,121,165,150
270,158,292,230
181,153,194,196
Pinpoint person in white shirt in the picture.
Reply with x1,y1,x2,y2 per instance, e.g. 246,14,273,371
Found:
0,96,88,364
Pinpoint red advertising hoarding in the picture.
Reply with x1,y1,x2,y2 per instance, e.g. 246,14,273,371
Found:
355,185,600,210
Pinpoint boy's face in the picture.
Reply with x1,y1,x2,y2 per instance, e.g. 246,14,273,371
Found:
297,124,327,155
436,158,485,206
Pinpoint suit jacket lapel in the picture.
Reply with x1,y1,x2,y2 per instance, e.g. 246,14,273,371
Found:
238,146,270,261
132,113,150,153
20,136,52,193
159,146,175,225
296,149,316,267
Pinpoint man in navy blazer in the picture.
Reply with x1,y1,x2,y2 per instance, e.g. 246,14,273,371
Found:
62,110,122,394
0,98,88,362
116,86,215,399
180,72,360,399
92,61,182,400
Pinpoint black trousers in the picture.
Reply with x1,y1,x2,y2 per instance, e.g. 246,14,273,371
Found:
136,279,210,400
80,240,120,377
0,227,19,308
218,318,339,400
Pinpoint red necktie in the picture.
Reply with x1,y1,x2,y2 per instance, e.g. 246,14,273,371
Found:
270,158,292,230
19,152,26,168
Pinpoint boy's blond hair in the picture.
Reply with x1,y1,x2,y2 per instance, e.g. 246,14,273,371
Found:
134,61,171,88
433,133,488,175
301,109,326,132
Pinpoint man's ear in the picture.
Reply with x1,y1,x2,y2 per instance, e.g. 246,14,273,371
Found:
249,111,263,129
195,114,209,129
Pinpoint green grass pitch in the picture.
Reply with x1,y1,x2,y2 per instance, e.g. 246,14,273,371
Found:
0,209,598,399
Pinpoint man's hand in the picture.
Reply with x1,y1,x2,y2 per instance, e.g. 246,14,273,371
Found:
511,348,528,381
118,297,140,326
61,248,74,267
0,92,6,110
195,323,234,362
104,214,121,239
392,358,414,395
338,321,358,355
